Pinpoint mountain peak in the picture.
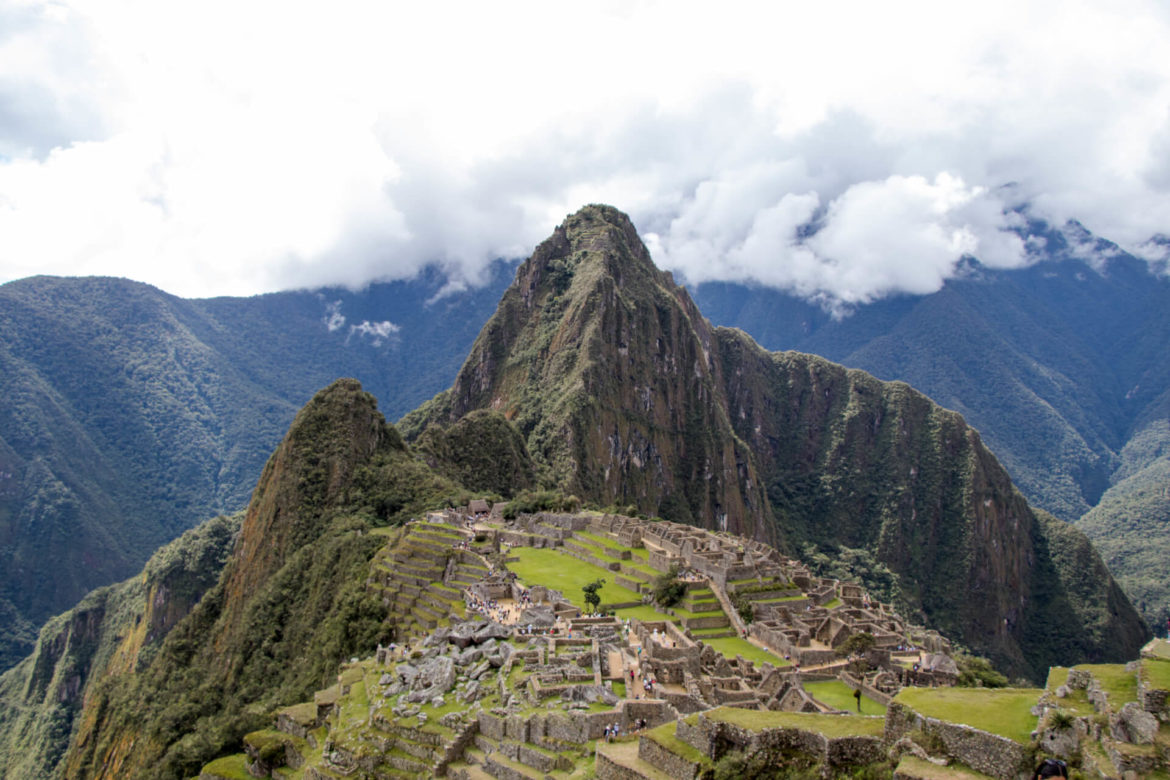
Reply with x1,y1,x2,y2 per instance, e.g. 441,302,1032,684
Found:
410,205,771,537
516,204,673,309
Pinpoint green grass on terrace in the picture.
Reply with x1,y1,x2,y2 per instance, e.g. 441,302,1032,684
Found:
823,597,842,609
670,603,726,619
1142,658,1170,690
645,721,709,766
201,754,253,780
803,680,887,715
700,636,787,667
565,538,623,564
1076,664,1138,710
702,706,885,737
509,547,642,609
894,687,1041,744
614,605,666,622
1144,639,1170,661
1042,667,1094,716
574,530,623,548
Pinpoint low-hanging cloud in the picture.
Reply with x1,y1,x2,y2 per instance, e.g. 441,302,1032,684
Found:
347,320,399,348
0,0,1168,306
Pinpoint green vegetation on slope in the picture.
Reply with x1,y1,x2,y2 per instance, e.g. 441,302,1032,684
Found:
0,266,513,672
55,380,469,780
0,512,241,780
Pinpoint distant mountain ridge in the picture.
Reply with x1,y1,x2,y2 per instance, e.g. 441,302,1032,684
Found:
0,265,513,670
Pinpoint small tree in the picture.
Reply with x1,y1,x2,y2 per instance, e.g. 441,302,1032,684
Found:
731,592,754,624
651,565,686,608
835,631,876,659
835,631,875,676
582,578,605,612
955,652,1008,688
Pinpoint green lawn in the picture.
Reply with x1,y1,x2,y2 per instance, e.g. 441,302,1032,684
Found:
804,680,887,715
1076,664,1138,709
894,687,1041,744
701,636,788,667
614,605,668,622
201,754,253,780
508,547,642,609
1143,658,1170,690
701,706,884,737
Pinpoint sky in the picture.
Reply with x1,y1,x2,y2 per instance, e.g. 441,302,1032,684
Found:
1,0,1168,305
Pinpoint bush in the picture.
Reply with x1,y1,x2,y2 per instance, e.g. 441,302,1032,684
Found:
651,566,686,608
955,652,1008,688
731,592,754,624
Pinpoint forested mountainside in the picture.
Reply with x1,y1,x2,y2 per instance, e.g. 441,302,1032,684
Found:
405,205,1147,677
0,265,511,671
0,207,1148,779
689,225,1170,630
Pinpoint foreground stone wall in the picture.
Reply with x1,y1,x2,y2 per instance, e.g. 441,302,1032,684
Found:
884,702,1030,780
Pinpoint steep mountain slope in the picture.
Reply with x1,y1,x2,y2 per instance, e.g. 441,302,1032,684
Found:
56,379,468,780
403,206,772,538
0,266,511,671
0,512,240,780
406,205,1148,677
689,231,1170,631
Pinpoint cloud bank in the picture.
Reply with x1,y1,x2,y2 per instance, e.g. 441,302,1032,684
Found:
0,0,1168,305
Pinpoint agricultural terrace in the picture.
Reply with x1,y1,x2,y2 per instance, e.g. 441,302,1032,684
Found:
893,687,1041,744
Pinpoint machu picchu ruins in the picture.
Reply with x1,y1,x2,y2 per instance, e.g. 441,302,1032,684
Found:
195,506,1170,780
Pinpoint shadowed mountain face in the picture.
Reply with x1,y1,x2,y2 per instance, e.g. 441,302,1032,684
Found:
688,229,1170,631
406,205,1150,677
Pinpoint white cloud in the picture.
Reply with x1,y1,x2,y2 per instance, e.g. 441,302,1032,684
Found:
321,299,345,332
0,0,1168,302
348,320,399,347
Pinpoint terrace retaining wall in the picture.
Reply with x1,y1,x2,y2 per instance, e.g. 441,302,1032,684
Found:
884,702,1030,780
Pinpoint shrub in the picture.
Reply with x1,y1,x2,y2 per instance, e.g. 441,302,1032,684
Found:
651,566,686,608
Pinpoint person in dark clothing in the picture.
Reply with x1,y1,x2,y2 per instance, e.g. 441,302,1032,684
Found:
1031,757,1068,778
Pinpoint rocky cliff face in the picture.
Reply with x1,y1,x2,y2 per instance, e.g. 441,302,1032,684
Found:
408,205,1148,677
716,333,1148,673
405,205,772,539
0,513,239,780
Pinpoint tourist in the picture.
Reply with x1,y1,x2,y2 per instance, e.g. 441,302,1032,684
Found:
1031,758,1068,778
